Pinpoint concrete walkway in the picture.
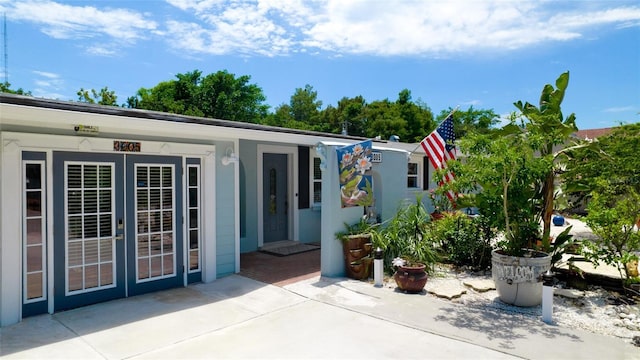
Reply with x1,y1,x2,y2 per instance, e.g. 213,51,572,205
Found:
1,275,636,359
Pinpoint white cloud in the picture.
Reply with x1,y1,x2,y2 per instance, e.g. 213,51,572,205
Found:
165,0,316,56
32,70,60,79
7,0,157,56
7,1,640,57
461,100,482,107
603,105,635,113
31,70,65,97
162,0,640,57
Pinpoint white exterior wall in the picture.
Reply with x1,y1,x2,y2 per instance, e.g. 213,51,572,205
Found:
0,131,218,326
0,96,422,326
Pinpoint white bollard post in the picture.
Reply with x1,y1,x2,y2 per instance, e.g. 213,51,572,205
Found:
542,270,554,324
374,248,384,287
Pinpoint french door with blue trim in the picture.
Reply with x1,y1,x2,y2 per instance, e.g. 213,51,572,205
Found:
53,152,183,311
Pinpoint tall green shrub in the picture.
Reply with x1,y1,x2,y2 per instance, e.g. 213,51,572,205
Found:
431,212,495,271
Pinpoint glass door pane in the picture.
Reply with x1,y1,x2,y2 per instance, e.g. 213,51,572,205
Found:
135,164,176,282
65,163,116,294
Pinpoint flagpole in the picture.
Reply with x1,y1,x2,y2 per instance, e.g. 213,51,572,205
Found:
409,105,460,155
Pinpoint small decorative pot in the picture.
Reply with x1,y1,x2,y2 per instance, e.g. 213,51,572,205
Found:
394,264,428,293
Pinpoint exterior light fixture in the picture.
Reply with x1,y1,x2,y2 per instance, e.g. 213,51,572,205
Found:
221,147,238,166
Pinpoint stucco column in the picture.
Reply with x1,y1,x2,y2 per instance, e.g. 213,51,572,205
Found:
1,139,22,326
318,143,363,277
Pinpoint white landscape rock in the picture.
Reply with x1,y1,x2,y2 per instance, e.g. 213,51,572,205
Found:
426,267,639,345
554,288,584,299
462,278,495,292
425,278,467,299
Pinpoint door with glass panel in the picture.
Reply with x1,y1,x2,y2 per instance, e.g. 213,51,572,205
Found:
263,153,288,243
125,155,183,296
53,152,183,310
53,152,125,311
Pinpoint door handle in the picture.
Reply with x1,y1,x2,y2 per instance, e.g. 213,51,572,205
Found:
115,234,124,241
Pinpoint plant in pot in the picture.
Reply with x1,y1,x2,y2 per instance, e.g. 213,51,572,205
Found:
427,188,453,221
447,72,580,306
370,196,440,293
449,121,551,306
336,217,377,280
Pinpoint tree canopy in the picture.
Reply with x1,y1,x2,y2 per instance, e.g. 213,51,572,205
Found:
562,123,640,198
2,69,506,140
0,81,31,96
126,70,270,123
77,87,118,106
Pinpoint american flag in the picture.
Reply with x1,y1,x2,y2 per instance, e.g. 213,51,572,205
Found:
420,114,457,202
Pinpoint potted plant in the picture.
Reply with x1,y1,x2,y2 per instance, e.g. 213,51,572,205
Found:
371,196,440,293
486,142,552,307
336,218,377,280
449,120,550,306
447,72,581,306
427,189,452,221
391,257,429,293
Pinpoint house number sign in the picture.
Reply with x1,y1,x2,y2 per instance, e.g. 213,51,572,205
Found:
113,140,141,152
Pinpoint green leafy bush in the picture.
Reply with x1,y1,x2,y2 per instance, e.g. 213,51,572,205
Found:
582,182,640,282
432,212,494,271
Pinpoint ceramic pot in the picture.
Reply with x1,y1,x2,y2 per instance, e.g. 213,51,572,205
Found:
394,264,428,293
552,215,565,226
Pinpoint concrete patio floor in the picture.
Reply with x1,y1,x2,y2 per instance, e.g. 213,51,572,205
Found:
2,273,637,359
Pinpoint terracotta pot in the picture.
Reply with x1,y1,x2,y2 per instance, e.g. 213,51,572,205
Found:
430,212,444,221
342,234,373,280
394,264,428,293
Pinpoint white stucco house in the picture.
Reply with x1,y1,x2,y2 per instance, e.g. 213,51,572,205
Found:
0,93,438,326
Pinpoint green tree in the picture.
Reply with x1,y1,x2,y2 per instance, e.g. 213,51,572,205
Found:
1,81,32,95
77,87,118,106
513,71,578,247
563,123,640,198
198,70,269,122
449,129,547,256
362,99,407,140
320,96,368,135
129,70,269,122
267,84,322,130
289,84,322,124
562,124,640,285
396,89,435,142
263,103,293,128
582,182,640,283
437,106,500,138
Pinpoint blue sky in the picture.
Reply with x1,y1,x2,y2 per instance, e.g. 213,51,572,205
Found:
1,0,639,131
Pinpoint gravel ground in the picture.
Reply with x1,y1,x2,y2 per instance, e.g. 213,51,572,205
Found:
431,268,640,346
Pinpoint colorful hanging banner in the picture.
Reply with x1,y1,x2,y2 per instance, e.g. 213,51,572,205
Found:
336,140,374,208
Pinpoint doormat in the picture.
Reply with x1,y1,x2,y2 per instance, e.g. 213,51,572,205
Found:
260,243,320,257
